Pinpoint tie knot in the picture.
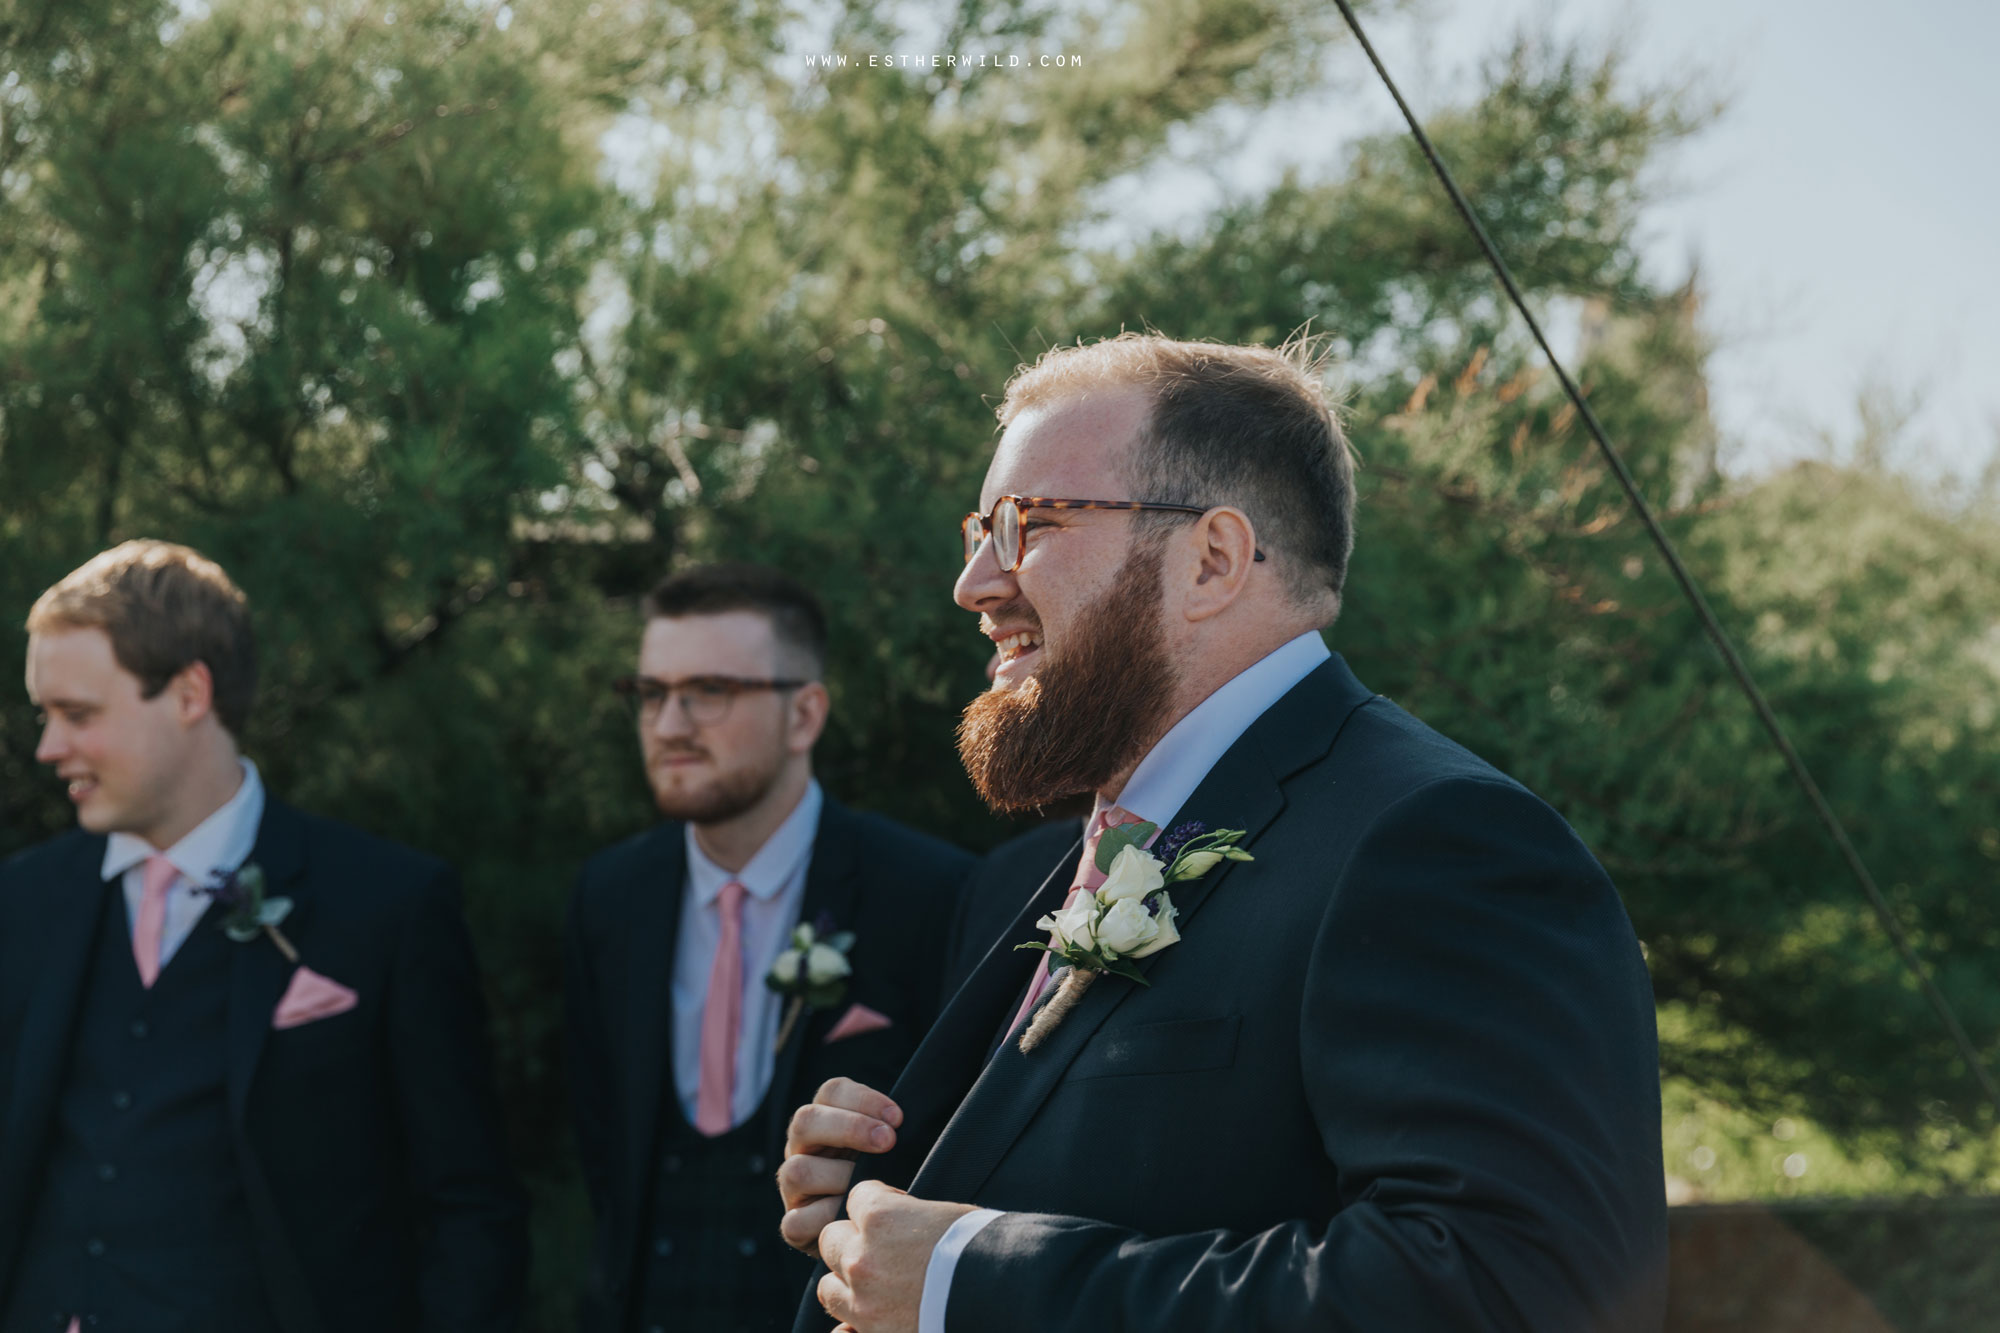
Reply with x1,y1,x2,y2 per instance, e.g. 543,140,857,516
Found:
716,879,748,917
1089,805,1145,844
1074,807,1147,892
141,855,178,900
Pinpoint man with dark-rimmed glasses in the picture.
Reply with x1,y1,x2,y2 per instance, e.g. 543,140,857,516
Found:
565,563,972,1333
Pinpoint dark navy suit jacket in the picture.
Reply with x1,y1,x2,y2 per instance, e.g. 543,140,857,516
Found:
0,798,528,1333
565,795,971,1332
797,654,1668,1333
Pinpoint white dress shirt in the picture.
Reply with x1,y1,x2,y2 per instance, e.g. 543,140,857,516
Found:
917,631,1333,1332
100,758,265,970
672,779,824,1130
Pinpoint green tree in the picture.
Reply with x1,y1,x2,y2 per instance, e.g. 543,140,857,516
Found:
7,1,2000,1324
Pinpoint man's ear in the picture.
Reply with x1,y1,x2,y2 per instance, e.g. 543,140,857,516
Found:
789,680,831,753
1180,507,1260,623
172,660,217,727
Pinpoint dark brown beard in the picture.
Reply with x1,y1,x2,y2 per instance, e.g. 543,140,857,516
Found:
648,747,785,826
956,543,1177,815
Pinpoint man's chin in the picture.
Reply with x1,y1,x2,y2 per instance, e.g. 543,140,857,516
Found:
73,797,116,834
649,774,772,826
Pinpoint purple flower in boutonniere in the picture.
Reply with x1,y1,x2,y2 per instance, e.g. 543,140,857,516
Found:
1150,821,1208,866
1014,822,1253,1052
199,862,302,964
765,914,855,1051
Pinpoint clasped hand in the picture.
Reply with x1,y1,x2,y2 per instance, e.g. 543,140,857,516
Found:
776,1077,973,1333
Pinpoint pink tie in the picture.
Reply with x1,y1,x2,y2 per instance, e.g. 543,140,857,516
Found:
695,880,749,1136
1007,806,1144,1039
132,854,177,989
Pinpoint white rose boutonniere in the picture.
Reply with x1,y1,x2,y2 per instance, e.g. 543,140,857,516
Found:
1015,821,1250,1052
765,913,855,1051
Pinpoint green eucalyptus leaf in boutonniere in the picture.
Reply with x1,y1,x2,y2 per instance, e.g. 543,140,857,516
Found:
1015,821,1253,1053
766,912,855,1050
202,861,301,963
1092,820,1159,875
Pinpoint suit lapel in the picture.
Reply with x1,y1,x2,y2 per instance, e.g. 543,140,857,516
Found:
841,835,1082,1195
763,799,864,1148
0,836,112,1227
226,800,313,1128
909,655,1378,1204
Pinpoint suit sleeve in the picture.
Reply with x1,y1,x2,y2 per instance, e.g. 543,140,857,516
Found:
564,867,615,1225
944,777,1668,1333
387,866,531,1333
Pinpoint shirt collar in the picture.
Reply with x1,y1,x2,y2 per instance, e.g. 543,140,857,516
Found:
1106,630,1331,828
684,778,824,907
102,758,267,886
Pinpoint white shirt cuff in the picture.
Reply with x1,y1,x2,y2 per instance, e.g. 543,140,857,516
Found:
918,1208,1005,1333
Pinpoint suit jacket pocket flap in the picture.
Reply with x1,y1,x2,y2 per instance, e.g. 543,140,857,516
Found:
1068,1015,1240,1081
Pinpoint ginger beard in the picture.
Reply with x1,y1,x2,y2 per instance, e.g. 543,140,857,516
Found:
957,542,1178,814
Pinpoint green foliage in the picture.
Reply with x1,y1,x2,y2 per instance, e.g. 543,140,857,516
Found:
5,0,1999,1323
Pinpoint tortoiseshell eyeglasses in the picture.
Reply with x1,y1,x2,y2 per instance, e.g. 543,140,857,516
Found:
960,495,1265,573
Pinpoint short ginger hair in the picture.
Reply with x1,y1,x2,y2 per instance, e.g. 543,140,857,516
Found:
998,333,1357,612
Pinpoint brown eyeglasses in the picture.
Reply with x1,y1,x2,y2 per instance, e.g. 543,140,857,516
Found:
611,674,808,727
960,495,1266,573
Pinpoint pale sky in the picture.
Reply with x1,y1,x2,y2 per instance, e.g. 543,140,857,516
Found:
1168,0,2000,480
1447,0,1998,479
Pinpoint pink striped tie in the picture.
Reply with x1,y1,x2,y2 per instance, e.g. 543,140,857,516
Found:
132,854,177,989
695,880,749,1136
1007,806,1144,1039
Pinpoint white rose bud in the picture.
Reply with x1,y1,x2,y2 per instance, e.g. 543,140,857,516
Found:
1129,894,1180,958
806,942,852,985
1170,849,1224,880
1098,844,1166,903
770,947,805,985
1038,899,1100,955
1095,896,1161,957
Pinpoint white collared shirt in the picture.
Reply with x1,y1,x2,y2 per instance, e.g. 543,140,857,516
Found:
672,779,824,1130
917,631,1332,1332
100,758,265,969
1103,629,1332,831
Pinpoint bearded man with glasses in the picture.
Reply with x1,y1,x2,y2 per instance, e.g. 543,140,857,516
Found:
565,563,972,1333
778,335,1669,1333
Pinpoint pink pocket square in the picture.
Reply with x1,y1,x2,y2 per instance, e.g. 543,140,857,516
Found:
271,966,360,1030
824,1002,893,1044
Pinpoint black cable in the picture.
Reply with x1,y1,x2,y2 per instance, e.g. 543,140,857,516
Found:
1327,0,2000,1112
